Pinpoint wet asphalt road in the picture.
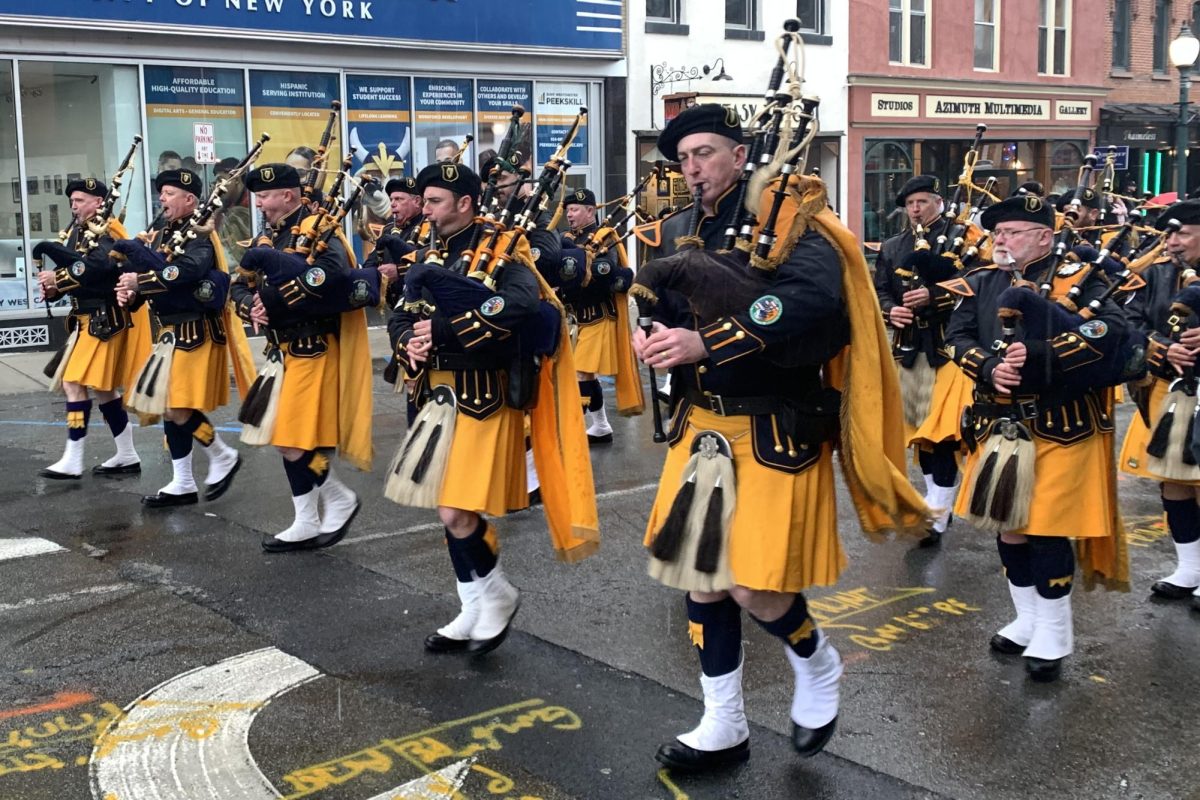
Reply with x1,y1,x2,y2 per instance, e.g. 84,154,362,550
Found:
0,369,1195,800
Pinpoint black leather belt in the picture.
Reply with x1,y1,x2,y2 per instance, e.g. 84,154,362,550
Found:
266,317,338,345
685,388,787,417
73,298,107,314
428,351,504,372
157,310,207,326
972,399,1039,420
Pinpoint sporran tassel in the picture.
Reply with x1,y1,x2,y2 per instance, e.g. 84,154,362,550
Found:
1147,389,1200,481
126,333,175,416
239,349,284,445
964,421,1035,534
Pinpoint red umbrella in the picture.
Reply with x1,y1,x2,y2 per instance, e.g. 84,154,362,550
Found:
1146,191,1179,207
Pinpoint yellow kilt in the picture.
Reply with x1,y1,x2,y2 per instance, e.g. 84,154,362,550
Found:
954,427,1117,539
910,361,974,448
1118,376,1200,485
63,314,131,392
161,332,230,413
573,317,620,376
427,370,528,515
643,405,845,593
271,335,340,452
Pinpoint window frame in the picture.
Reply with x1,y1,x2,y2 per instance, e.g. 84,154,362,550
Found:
725,0,756,31
889,0,931,68
646,0,681,24
973,0,999,72
796,0,824,33
1152,0,1172,74
1112,0,1131,72
1038,0,1072,77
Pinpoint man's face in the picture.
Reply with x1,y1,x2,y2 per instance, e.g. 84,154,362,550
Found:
1167,224,1200,264
422,187,473,235
158,157,182,173
217,172,245,200
565,203,596,231
674,133,745,211
991,222,1053,268
159,186,197,223
905,192,943,228
390,191,422,223
254,187,300,226
493,172,522,206
68,192,104,223
434,144,459,162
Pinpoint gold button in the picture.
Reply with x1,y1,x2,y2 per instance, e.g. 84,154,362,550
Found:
698,366,708,374
485,393,493,399
722,322,733,330
801,444,809,450
1067,335,1077,343
774,445,784,453
735,331,745,339
473,322,481,329
788,449,798,457
703,390,713,397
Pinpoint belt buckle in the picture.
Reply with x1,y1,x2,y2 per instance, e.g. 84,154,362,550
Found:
706,393,727,416
1017,399,1037,419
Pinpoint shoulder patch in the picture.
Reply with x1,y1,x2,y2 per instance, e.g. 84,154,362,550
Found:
937,277,974,297
162,265,180,282
480,295,505,316
304,267,326,288
1079,319,1108,339
749,295,783,325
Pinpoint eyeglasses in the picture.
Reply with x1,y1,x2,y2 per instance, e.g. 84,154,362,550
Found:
992,227,1044,240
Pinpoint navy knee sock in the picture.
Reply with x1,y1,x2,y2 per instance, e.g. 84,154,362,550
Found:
579,379,603,412
447,516,498,580
750,594,819,658
996,535,1035,587
65,399,92,441
686,595,742,677
163,420,193,459
283,450,329,496
918,442,959,488
1163,496,1200,545
176,410,215,447
97,397,128,437
1028,537,1075,599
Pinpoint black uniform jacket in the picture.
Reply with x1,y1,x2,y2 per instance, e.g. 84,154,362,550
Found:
874,217,956,368
559,222,633,325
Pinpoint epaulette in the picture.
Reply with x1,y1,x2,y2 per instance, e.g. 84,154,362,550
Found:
937,277,974,297
633,219,662,248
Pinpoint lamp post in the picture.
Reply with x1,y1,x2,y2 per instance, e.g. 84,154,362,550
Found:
1169,23,1200,195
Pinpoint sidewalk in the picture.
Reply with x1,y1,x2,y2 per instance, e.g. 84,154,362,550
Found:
0,326,393,396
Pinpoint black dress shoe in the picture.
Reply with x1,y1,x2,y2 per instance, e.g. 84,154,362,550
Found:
792,717,837,757
92,462,141,477
260,527,346,553
38,467,81,480
918,529,942,548
655,738,749,772
1150,579,1198,600
467,600,520,655
1025,656,1063,682
203,455,241,502
425,632,472,653
142,491,198,508
989,633,1025,656
587,432,614,445
528,489,542,507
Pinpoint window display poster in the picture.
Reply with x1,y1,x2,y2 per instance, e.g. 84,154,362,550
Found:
412,78,473,172
144,65,246,179
249,70,342,187
475,80,533,170
535,82,589,166
346,75,411,180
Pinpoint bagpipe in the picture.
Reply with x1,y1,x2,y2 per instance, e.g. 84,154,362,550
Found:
1145,282,1200,479
301,101,341,207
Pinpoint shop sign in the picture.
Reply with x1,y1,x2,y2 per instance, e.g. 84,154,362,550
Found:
925,94,1050,120
1092,145,1130,171
0,0,622,54
695,95,765,124
476,80,534,161
248,70,342,166
869,93,919,118
1054,100,1092,120
536,83,589,165
346,75,411,176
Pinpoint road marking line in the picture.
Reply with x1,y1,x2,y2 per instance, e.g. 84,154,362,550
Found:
337,482,658,548
363,758,473,800
0,690,96,721
89,647,322,800
0,537,66,561
0,583,132,613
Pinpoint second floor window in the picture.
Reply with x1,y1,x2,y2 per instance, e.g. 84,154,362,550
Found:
1112,0,1131,70
974,0,998,70
647,0,681,23
726,0,755,29
1038,0,1071,75
1153,0,1172,73
797,0,824,33
889,0,929,66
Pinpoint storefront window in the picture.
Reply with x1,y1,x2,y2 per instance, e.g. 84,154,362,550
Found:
535,81,589,167
863,139,913,243
475,80,533,174
0,60,24,309
412,77,474,172
17,60,145,312
144,65,248,262
1050,140,1087,195
248,70,342,193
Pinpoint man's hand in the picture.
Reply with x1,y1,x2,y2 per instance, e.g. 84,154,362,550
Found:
1167,342,1199,374
379,262,399,284
1180,327,1200,350
640,326,706,369
889,305,915,328
991,342,1026,395
632,321,664,360
249,294,269,332
902,287,930,309
36,271,57,301
407,318,433,370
